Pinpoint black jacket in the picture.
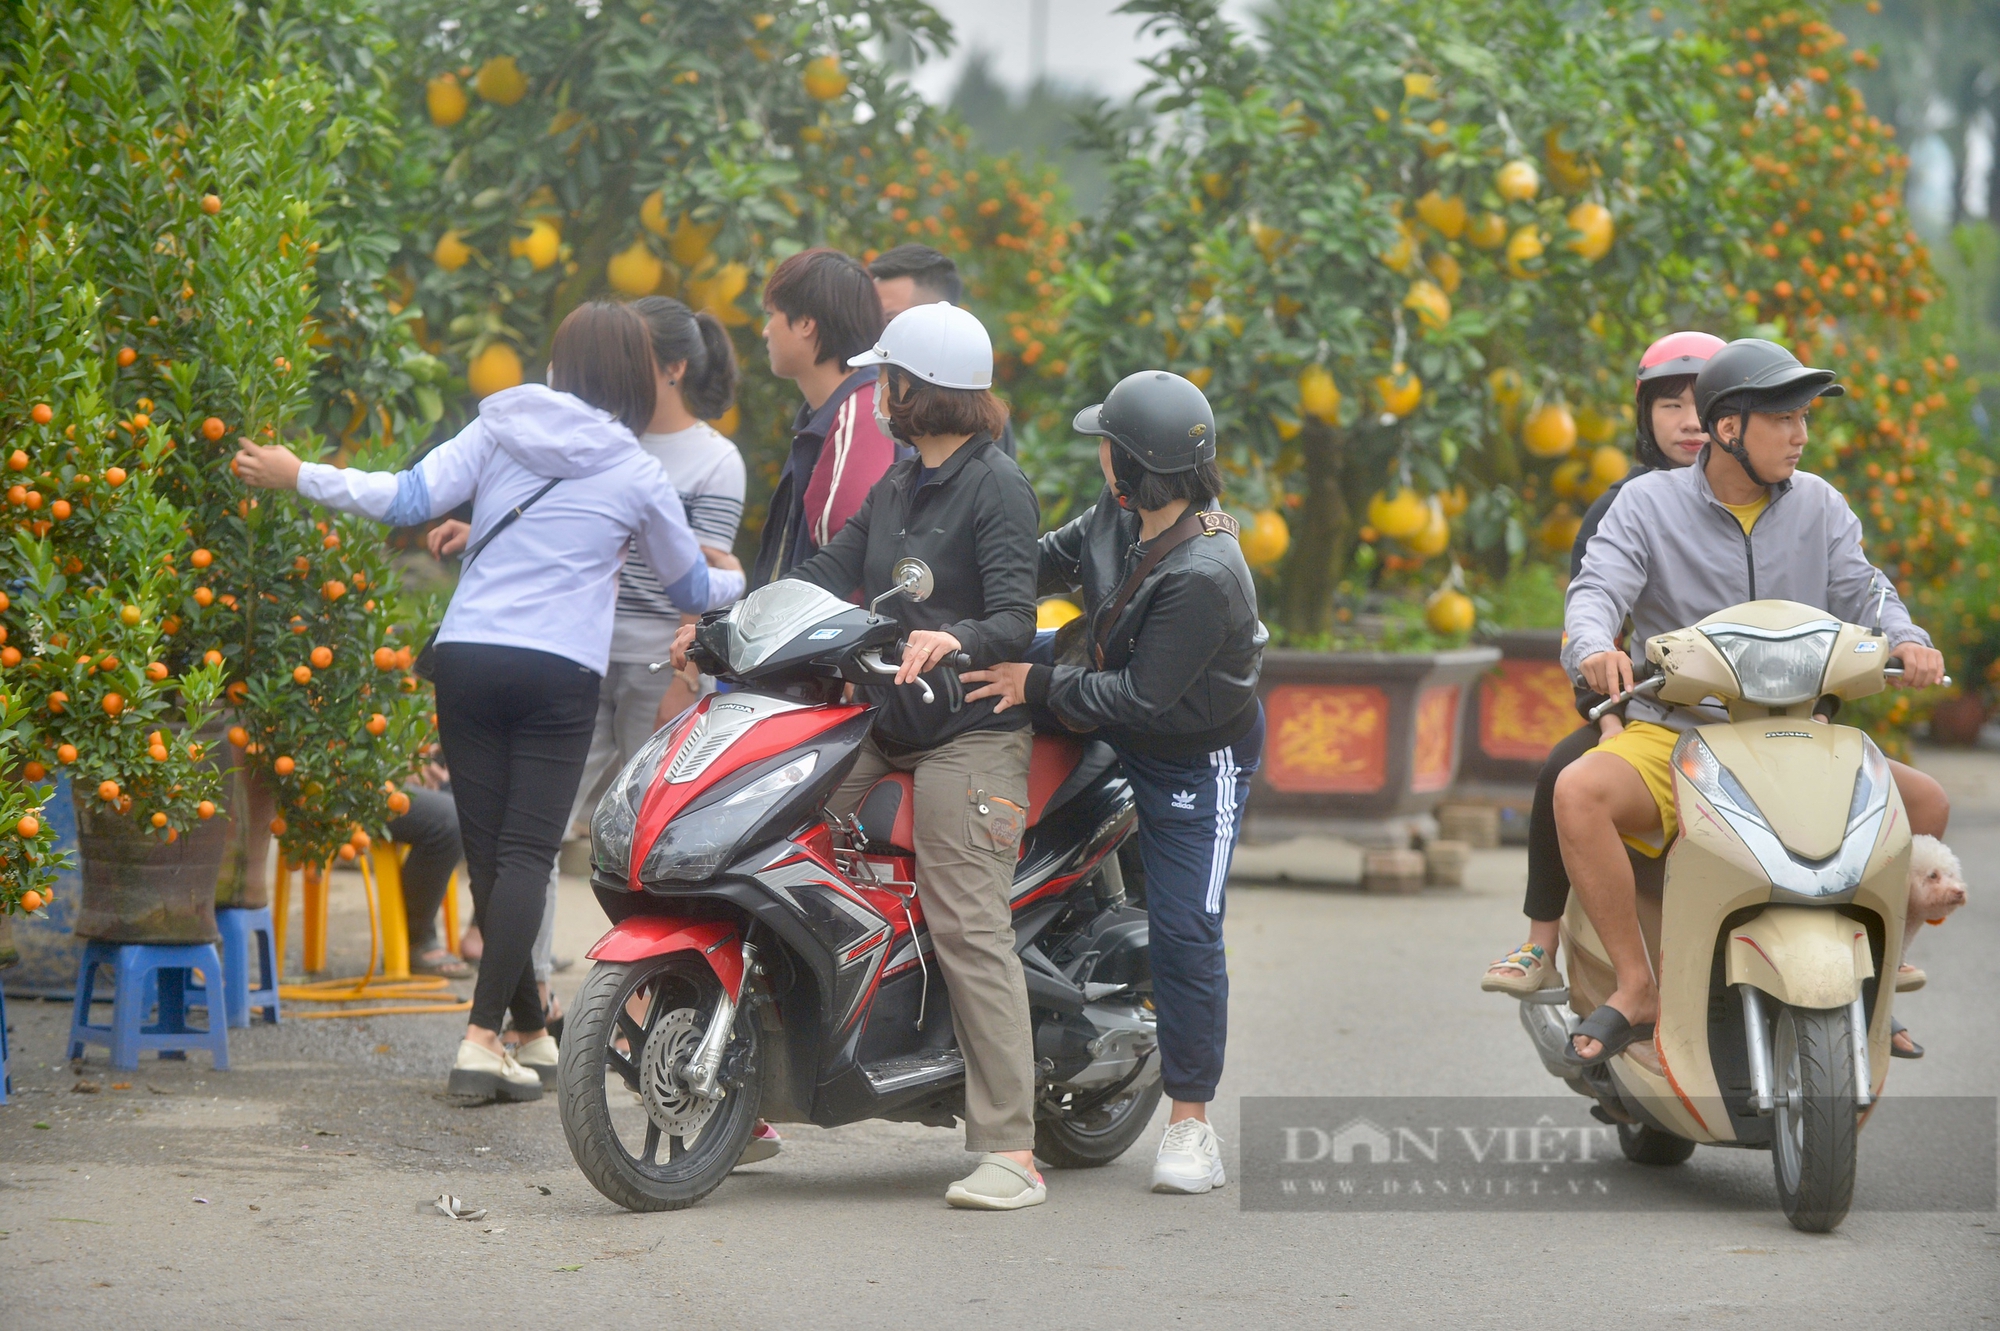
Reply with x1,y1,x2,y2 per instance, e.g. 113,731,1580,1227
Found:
1568,463,1655,720
1025,488,1266,759
787,434,1039,752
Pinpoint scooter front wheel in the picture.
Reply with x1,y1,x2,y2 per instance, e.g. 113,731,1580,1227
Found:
557,954,761,1212
1770,1002,1859,1233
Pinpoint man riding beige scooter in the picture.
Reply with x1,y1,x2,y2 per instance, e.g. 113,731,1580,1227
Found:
1555,338,1948,1065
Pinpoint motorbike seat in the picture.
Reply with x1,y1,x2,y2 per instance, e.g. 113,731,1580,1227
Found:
852,735,1088,857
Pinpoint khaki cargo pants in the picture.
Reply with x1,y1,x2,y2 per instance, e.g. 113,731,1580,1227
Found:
826,727,1036,1153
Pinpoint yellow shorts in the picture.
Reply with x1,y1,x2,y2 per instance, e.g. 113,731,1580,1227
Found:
1596,720,1679,857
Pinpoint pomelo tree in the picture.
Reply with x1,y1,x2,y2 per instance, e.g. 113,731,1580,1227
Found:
385,0,1076,524
1063,0,1990,664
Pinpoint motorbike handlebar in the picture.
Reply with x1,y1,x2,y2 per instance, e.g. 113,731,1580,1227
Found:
1585,674,1663,723
854,644,973,711
1884,661,1952,687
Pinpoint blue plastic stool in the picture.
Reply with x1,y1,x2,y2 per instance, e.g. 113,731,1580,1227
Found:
185,906,280,1029
67,940,231,1071
1,984,11,1105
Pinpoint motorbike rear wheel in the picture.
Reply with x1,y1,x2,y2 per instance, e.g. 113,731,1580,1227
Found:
1769,1003,1859,1233
1616,1122,1698,1166
557,954,761,1212
1034,1067,1164,1169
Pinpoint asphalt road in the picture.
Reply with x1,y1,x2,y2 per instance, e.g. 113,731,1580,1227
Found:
2,748,1995,1327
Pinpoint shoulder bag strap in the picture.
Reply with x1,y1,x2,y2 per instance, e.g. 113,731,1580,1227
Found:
459,477,560,567
1092,508,1237,669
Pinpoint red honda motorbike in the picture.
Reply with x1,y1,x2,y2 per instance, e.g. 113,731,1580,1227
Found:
557,565,1158,1211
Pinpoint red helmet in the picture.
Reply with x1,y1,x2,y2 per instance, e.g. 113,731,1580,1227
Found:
1636,330,1725,386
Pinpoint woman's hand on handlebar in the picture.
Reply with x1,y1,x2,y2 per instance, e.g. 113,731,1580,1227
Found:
427,519,471,560
1580,650,1634,700
896,630,963,686
669,622,698,672
1890,642,1946,688
962,662,1031,713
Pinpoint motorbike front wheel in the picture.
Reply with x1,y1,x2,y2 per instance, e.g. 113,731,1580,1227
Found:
557,954,761,1212
1769,1003,1859,1233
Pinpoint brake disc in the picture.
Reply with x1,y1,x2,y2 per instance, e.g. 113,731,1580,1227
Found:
639,1008,715,1139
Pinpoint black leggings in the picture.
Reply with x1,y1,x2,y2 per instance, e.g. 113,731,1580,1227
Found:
1523,723,1605,923
432,643,600,1033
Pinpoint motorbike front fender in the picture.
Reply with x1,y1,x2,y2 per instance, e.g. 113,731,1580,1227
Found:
1725,906,1874,1009
586,916,745,999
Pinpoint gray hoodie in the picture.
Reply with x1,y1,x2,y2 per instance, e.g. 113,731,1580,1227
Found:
1562,453,1929,731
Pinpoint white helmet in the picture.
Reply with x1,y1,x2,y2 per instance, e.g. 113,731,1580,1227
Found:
846,301,993,390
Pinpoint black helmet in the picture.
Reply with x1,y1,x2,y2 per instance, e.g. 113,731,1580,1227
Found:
1073,370,1217,474
1693,338,1845,432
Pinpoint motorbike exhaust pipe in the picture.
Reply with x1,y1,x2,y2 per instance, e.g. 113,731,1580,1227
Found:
1739,984,1775,1115
685,941,757,1102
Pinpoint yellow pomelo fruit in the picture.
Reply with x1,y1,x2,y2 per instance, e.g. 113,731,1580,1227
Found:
1496,158,1540,202
1488,367,1524,409
1426,587,1475,635
1425,251,1462,295
510,218,560,270
1403,279,1451,331
466,343,523,399
433,229,473,271
1241,509,1291,570
1589,444,1629,487
1439,484,1469,518
1537,506,1582,553
607,239,664,296
1466,211,1509,250
1037,598,1083,630
1402,72,1437,99
426,74,467,127
1522,402,1578,458
1505,224,1544,279
1551,457,1586,500
640,190,669,238
1367,487,1428,541
1297,366,1342,423
1415,190,1466,240
1374,364,1423,418
804,55,848,101
474,56,528,106
1406,501,1450,557
1565,201,1614,262
668,214,720,269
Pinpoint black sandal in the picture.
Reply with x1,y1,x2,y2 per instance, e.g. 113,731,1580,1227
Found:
411,948,472,980
1565,1003,1657,1068
1890,1016,1924,1060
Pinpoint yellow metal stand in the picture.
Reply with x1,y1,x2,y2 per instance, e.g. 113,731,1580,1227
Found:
269,852,470,1019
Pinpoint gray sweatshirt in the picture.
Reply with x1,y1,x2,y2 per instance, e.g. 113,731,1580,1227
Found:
1562,454,1929,731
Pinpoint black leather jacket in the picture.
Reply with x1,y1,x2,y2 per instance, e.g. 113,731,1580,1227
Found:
788,434,1039,752
1025,488,1266,759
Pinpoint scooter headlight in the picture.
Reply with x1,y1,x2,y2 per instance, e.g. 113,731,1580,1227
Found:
1673,732,1771,828
639,751,820,886
1699,620,1841,707
590,723,683,878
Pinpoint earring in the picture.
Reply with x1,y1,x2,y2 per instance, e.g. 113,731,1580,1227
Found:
665,378,677,386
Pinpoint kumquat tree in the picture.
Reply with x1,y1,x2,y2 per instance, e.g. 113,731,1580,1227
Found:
0,0,437,867
1062,0,1993,707
387,0,1077,521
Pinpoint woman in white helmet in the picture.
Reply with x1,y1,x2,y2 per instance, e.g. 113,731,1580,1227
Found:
675,301,1045,1208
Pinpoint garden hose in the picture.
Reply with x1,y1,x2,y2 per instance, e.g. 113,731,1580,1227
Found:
280,854,471,1019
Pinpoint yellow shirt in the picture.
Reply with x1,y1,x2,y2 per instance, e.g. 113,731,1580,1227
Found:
1719,494,1770,535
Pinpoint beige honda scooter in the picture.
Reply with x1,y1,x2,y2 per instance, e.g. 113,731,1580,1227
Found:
1519,599,1943,1233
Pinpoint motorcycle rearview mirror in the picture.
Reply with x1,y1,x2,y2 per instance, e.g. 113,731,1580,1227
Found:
868,557,935,615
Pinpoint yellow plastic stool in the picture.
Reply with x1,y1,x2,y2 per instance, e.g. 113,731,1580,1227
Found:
271,850,459,979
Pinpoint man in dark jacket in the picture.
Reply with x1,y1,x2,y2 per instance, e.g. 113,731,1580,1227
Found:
965,370,1265,1198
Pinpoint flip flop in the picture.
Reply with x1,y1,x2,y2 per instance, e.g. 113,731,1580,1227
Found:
1481,944,1559,997
1890,1016,1924,1060
1565,1003,1656,1068
411,949,472,980
1895,963,1926,993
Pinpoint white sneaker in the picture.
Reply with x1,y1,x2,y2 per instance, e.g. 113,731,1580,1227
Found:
1151,1118,1226,1194
514,1034,559,1088
446,1039,544,1103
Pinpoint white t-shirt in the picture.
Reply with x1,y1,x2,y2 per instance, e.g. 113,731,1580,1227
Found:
610,421,747,664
